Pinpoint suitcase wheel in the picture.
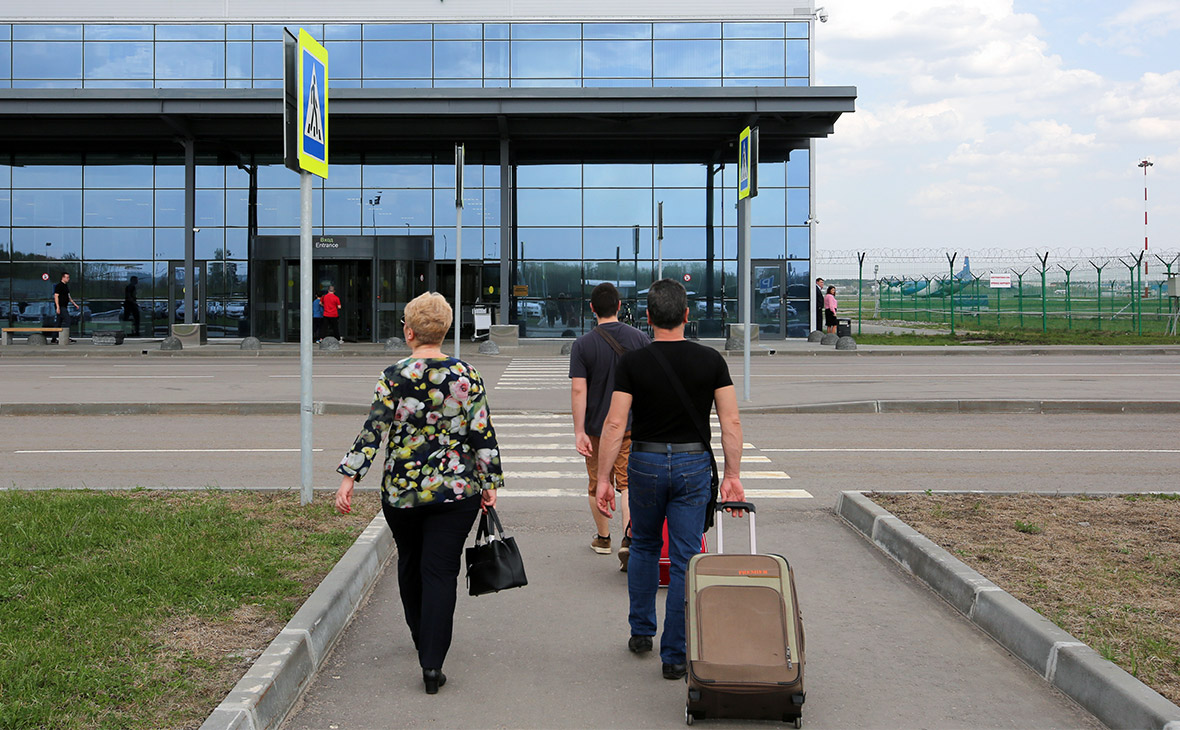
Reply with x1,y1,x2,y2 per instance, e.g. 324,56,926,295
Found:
785,716,801,729
685,707,694,726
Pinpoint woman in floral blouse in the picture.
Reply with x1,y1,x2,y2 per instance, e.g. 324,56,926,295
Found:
335,292,502,695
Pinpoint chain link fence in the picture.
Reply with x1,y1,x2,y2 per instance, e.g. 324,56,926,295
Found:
814,248,1180,335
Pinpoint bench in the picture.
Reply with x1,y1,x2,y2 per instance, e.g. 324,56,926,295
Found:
2,327,68,346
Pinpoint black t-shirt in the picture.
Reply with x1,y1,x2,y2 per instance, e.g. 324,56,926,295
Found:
569,321,651,436
614,340,733,443
124,283,137,304
53,282,70,312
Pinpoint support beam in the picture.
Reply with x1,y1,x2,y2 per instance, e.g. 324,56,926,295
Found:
183,138,195,325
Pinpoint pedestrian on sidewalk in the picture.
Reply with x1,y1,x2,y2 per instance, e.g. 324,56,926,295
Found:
335,291,503,695
570,282,650,569
122,275,141,337
52,272,79,344
595,278,745,681
824,285,838,334
322,284,341,340
814,277,825,333
312,291,324,343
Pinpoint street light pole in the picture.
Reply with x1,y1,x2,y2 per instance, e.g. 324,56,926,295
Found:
1139,158,1153,293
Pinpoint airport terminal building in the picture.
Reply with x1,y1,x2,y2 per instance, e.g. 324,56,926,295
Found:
0,1,854,342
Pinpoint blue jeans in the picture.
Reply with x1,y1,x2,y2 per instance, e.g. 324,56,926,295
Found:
626,449,711,665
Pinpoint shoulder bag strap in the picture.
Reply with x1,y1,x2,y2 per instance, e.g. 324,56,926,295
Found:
645,345,720,530
593,325,626,356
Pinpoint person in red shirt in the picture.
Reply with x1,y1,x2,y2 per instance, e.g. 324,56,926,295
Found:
322,285,342,340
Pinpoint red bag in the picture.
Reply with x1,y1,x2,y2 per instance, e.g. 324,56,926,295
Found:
659,519,708,587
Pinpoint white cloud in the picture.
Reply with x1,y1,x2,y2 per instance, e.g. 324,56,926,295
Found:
812,0,1180,252
1080,0,1180,54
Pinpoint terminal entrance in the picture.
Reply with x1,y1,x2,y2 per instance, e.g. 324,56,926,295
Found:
251,235,433,343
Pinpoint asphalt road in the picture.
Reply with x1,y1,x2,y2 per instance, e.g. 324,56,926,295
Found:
1,352,1178,410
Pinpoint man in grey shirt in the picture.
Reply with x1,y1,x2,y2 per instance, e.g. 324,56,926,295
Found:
570,283,651,569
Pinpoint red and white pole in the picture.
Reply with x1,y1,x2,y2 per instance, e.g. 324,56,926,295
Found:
1139,158,1152,289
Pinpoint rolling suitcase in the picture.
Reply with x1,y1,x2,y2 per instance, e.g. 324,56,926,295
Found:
836,318,851,337
659,519,708,587
684,501,805,727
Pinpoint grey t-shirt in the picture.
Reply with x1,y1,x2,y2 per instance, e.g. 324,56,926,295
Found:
569,321,651,437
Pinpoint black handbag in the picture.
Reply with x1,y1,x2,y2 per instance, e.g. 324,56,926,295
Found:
465,506,528,596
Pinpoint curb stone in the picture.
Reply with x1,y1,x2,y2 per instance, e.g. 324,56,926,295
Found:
200,512,394,730
836,491,1180,730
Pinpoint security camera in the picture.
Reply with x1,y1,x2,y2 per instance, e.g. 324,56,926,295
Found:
816,6,829,22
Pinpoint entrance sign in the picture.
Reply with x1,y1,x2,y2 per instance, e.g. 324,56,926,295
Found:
297,29,328,179
990,273,1012,288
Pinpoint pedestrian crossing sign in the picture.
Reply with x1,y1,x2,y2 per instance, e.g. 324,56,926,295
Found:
738,126,751,200
297,29,329,179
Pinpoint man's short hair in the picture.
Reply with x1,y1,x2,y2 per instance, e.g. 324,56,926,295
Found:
589,282,620,317
816,277,824,284
403,292,452,345
61,272,70,280
646,278,687,329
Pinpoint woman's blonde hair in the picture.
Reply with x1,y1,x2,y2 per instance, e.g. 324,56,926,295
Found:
403,292,452,345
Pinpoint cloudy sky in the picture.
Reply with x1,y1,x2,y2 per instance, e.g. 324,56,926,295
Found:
814,0,1179,256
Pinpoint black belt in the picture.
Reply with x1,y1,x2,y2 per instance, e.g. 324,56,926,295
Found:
631,441,709,454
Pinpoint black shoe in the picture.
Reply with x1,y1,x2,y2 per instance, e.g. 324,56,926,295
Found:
423,668,447,694
628,635,653,654
662,662,687,680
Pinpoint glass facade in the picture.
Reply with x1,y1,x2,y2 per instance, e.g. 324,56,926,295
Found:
0,20,813,338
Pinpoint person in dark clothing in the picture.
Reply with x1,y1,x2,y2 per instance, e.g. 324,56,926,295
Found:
52,272,78,344
122,276,141,337
595,278,746,681
569,282,651,568
814,277,825,333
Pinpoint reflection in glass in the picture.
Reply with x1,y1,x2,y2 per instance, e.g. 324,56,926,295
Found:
654,23,721,39
584,164,653,189
518,189,581,227
584,189,652,227
156,25,225,41
325,41,361,79
484,41,509,77
12,190,83,227
13,228,82,259
517,164,580,188
363,24,431,40
83,228,154,259
84,161,153,188
515,229,581,260
363,41,432,78
654,41,720,78
154,190,184,227
85,190,154,227
722,40,785,77
13,42,82,79
84,42,153,79
787,227,809,260
84,25,153,40
750,227,785,259
722,22,784,39
584,40,651,78
434,41,482,78
14,25,82,41
511,40,580,78
788,148,810,187
787,188,810,225
364,164,432,188
787,39,809,77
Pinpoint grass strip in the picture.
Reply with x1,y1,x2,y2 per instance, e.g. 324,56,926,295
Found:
872,493,1180,705
0,489,380,730
855,330,1180,346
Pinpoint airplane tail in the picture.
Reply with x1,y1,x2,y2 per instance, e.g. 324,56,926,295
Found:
955,256,971,281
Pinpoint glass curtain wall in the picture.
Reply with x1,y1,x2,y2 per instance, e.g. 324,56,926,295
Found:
0,20,811,338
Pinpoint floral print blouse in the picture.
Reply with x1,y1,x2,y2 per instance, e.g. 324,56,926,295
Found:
338,356,503,509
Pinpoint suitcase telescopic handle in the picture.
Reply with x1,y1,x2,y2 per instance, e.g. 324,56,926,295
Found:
714,501,757,554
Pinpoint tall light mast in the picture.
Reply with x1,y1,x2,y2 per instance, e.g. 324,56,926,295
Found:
1139,158,1152,290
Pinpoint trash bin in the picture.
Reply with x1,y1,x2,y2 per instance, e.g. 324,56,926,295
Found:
836,318,852,338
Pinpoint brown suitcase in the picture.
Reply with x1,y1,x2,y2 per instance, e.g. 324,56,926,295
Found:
684,501,806,727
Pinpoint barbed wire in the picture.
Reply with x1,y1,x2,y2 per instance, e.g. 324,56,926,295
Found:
815,248,1180,283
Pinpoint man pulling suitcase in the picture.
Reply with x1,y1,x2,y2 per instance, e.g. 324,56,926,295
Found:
595,278,746,681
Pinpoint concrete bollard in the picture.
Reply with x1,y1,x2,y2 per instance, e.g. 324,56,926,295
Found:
808,330,825,342
319,337,342,352
560,341,573,355
27,333,48,346
384,337,410,355
478,340,501,355
820,333,839,345
240,337,262,350
160,336,183,351
835,336,857,350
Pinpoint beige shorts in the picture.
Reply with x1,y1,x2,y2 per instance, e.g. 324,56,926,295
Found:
584,431,632,495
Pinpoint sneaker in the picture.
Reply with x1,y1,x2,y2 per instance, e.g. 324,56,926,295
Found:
591,534,611,554
628,635,653,654
618,536,631,572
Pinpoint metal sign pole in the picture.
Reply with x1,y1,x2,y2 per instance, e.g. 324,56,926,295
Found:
741,195,752,402
455,144,464,359
299,170,313,505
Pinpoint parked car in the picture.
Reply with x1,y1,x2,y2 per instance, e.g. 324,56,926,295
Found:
226,300,247,318
760,296,781,318
515,300,543,319
16,302,92,326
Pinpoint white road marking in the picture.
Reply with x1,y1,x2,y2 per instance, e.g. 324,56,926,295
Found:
502,470,787,479
760,447,1180,453
501,455,771,464
750,373,1178,378
499,488,811,499
50,375,216,379
498,443,755,450
15,448,326,454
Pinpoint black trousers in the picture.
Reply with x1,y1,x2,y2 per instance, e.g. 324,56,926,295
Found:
383,497,481,670
325,316,340,340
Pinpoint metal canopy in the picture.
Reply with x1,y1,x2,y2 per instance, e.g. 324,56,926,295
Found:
0,86,855,162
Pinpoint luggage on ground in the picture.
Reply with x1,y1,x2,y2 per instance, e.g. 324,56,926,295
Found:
684,501,806,727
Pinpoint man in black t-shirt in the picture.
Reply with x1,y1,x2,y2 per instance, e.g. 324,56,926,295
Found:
570,282,650,568
595,279,745,681
52,272,78,344
122,276,141,337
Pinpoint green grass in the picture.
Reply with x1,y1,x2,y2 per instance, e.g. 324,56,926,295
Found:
0,490,376,730
855,330,1180,346
1014,519,1044,535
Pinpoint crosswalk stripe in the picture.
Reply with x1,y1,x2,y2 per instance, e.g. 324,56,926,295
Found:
497,443,756,450
500,455,772,464
502,471,788,479
499,488,812,499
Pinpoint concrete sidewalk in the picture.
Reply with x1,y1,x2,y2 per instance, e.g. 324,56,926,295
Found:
280,499,1101,729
